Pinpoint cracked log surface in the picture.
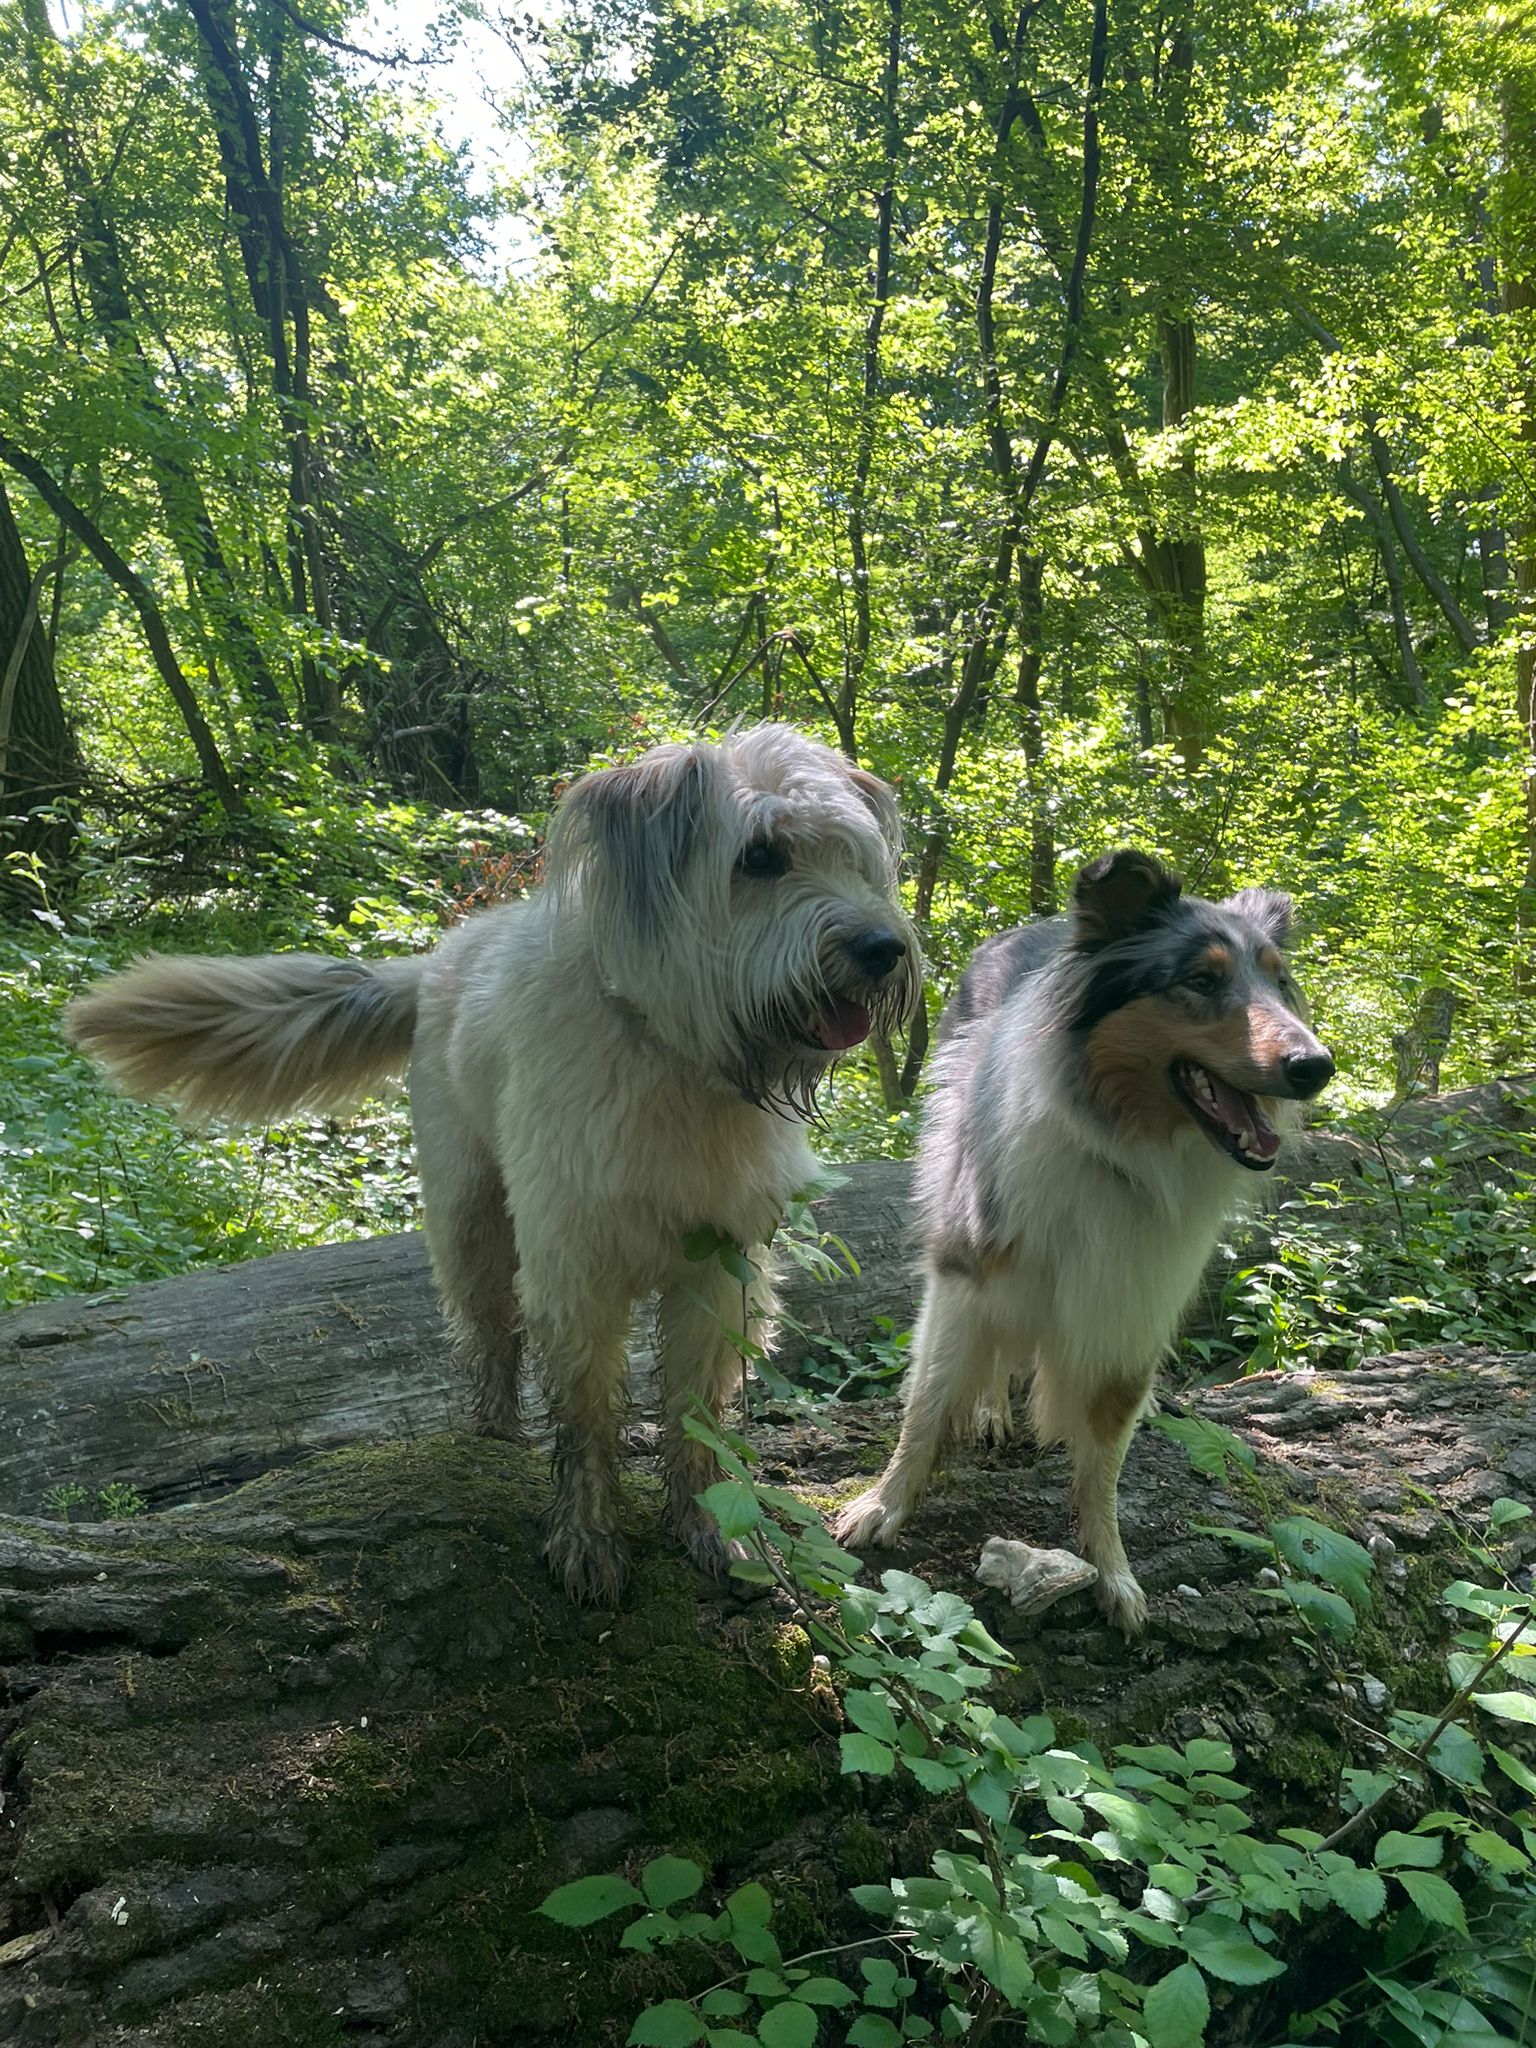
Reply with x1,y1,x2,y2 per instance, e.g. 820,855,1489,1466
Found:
1,1077,1530,1514
1,1348,1534,2046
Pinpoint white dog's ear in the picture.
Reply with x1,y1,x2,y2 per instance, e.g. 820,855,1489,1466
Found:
1222,886,1294,949
548,744,715,935
845,764,904,859
1071,848,1182,945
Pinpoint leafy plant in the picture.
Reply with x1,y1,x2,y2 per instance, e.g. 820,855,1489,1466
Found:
539,1369,1536,2047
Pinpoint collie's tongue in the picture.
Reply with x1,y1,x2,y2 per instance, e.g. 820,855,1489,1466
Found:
1207,1072,1281,1159
816,999,872,1051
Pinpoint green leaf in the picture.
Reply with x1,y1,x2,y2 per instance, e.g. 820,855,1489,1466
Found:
1473,1689,1536,1723
683,1228,724,1262
841,1588,881,1635
744,1971,792,1999
701,1991,751,2019
1395,1870,1468,1933
726,1883,774,1927
1463,1827,1530,1873
965,1914,1034,2001
1375,1832,1444,1870
1325,1863,1387,1926
1487,1498,1533,1535
1150,1412,1255,1475
1268,1516,1375,1608
539,1873,644,1926
1260,1577,1356,1638
841,1732,895,1776
643,1856,706,1909
847,2020,902,2048
860,1959,901,2006
843,1689,900,1743
1143,1961,1210,2048
904,1756,962,1793
698,1480,763,1541
622,1912,690,1952
1183,1740,1236,1774
797,1978,857,2007
627,2001,706,2046
757,2000,818,2048
719,1242,756,1286
707,2032,758,2048
1491,1744,1536,1795
849,1885,896,1918
1180,1912,1287,1984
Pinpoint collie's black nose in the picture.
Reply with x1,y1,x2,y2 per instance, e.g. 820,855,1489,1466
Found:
1285,1049,1335,1097
848,928,907,980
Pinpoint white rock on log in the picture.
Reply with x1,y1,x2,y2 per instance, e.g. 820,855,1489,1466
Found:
975,1537,1098,1616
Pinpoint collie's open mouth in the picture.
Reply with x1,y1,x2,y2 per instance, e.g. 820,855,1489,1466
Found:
1172,1059,1280,1171
804,998,872,1053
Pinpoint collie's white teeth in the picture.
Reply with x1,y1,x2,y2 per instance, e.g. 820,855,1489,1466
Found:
1238,1128,1254,1148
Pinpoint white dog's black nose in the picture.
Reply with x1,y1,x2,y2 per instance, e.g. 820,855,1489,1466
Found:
1284,1049,1335,1097
848,928,907,980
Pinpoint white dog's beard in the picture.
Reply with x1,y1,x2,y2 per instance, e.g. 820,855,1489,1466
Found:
725,974,914,1121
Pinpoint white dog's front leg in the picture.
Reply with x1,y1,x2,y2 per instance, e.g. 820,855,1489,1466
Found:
533,1292,634,1606
657,1245,777,1578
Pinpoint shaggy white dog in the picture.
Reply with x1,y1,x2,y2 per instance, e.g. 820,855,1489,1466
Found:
67,726,920,1603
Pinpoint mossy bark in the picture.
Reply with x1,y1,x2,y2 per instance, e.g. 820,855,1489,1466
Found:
2,1346,1533,2046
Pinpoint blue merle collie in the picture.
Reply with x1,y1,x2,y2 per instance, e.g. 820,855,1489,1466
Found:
835,849,1333,1633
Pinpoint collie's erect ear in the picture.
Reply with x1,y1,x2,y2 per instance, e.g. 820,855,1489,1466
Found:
1223,886,1294,949
845,764,904,860
546,743,717,936
1071,848,1182,946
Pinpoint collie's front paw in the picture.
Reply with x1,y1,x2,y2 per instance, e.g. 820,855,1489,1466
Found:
832,1490,906,1551
1094,1568,1148,1636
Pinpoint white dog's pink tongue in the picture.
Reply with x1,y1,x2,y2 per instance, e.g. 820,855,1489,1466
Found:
816,999,872,1050
1208,1073,1281,1159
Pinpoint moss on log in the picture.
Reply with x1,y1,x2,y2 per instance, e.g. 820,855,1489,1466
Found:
2,1345,1533,2046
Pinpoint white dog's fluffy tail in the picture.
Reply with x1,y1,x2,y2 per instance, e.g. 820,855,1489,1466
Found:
64,952,425,1123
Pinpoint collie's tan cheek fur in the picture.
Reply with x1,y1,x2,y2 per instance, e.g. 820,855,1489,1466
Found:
1085,992,1303,1129
1083,996,1191,1135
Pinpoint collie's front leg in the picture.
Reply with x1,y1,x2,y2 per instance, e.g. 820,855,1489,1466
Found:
1034,1360,1155,1635
834,1274,999,1551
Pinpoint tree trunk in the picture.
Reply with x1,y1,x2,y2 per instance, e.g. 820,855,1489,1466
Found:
838,0,902,760
0,439,241,815
0,1339,1531,2043
18,0,288,732
5,1080,1528,1515
0,482,78,907
1503,67,1536,975
1336,469,1430,713
1013,550,1056,914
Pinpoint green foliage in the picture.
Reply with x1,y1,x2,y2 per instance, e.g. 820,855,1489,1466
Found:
1190,1095,1536,1378
539,1419,1536,2047
39,1478,146,1521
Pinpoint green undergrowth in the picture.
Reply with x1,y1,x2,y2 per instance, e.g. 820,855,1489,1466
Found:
542,1406,1536,2048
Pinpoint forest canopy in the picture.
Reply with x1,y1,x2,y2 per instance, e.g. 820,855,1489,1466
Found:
0,0,1533,1298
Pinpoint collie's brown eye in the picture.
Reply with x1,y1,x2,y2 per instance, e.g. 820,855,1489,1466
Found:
737,842,788,879
1184,969,1224,997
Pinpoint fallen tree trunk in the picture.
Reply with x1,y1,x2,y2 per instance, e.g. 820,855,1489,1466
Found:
0,1079,1529,1514
0,1345,1533,2046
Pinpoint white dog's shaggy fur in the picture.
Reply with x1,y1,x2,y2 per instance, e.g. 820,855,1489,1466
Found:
66,726,920,1603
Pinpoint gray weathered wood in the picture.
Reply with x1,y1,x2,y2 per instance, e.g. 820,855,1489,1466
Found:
1,1081,1528,1514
